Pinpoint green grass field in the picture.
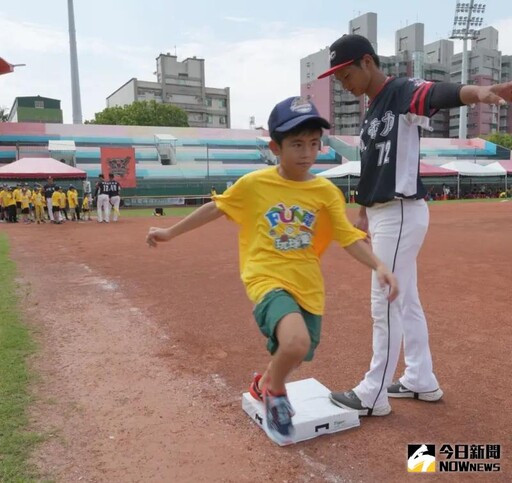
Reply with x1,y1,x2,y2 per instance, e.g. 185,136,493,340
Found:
119,197,507,219
0,235,43,482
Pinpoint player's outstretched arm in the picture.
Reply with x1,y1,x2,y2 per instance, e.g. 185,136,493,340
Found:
146,201,224,247
460,80,512,106
344,239,399,301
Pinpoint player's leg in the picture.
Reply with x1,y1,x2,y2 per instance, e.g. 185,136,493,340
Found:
331,200,426,415
46,198,54,221
112,196,120,221
104,197,111,223
389,203,442,400
97,196,103,222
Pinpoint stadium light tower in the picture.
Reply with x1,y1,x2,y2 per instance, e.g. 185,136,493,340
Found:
67,0,83,124
450,0,486,139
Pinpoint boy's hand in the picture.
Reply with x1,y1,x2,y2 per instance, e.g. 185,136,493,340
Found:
146,227,171,247
376,264,399,302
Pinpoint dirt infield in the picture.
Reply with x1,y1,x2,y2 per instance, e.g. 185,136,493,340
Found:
4,201,511,482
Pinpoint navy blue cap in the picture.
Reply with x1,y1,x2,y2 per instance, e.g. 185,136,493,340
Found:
268,96,330,134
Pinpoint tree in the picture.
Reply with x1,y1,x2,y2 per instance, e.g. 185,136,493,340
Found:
86,100,189,127
0,107,9,122
484,132,512,150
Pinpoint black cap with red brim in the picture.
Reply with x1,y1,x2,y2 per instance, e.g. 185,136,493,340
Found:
317,34,376,79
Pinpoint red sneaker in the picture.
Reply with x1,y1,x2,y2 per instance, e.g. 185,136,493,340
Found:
249,373,263,402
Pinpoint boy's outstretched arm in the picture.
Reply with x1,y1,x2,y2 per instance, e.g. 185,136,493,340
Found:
146,201,223,247
344,239,399,301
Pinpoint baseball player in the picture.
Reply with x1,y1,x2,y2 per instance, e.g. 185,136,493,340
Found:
94,174,110,223
318,34,512,416
108,173,121,222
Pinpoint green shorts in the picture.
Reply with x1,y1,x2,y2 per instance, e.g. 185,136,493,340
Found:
253,289,322,361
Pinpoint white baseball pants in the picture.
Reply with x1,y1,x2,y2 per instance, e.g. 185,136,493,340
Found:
97,194,110,222
353,199,440,409
110,195,120,221
46,198,54,221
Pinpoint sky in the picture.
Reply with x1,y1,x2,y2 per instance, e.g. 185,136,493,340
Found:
1,0,511,129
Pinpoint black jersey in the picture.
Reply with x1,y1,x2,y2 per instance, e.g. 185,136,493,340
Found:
97,181,110,195
43,183,56,199
108,180,120,197
356,77,436,207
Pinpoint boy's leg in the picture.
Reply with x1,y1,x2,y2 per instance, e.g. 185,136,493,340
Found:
267,312,310,394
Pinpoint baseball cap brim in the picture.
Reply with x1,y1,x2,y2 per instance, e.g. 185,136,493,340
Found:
317,59,355,79
274,114,331,132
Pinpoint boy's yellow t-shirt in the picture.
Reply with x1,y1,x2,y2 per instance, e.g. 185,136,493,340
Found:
67,190,78,208
32,192,44,207
51,191,61,206
213,167,365,315
20,192,30,210
13,188,22,202
82,197,89,209
59,191,67,208
5,192,16,206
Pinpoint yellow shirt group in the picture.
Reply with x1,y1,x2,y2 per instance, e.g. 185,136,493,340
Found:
213,167,365,315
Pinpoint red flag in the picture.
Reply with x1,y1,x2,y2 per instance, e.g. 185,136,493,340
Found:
0,58,15,76
100,147,137,188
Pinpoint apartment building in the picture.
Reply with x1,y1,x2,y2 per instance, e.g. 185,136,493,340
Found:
107,54,230,128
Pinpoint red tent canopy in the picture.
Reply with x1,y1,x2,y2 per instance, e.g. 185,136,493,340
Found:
419,161,458,177
0,157,86,179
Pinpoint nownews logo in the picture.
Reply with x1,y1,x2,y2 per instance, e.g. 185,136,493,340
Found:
407,444,501,473
408,445,436,472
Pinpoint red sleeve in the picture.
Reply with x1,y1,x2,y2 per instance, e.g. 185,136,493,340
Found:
408,81,435,116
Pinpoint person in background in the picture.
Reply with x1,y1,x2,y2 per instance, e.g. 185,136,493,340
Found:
67,185,79,221
59,187,68,221
13,183,22,216
5,187,17,223
44,177,56,222
0,184,6,222
32,187,45,224
51,187,62,224
95,174,110,223
20,186,30,223
81,193,91,221
108,173,121,222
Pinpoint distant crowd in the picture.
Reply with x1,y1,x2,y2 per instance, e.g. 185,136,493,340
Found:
0,174,121,224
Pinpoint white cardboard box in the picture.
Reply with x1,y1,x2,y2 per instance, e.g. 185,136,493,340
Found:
242,378,360,446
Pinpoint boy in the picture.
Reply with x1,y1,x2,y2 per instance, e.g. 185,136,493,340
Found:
32,186,45,224
146,97,398,444
51,187,62,224
317,34,512,415
20,186,30,223
81,193,91,221
67,185,79,221
59,187,68,221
